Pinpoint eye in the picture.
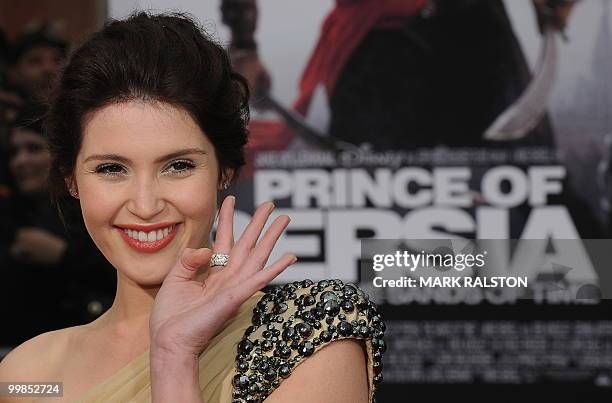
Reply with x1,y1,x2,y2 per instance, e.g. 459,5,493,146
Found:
164,159,196,176
95,163,125,177
26,143,46,153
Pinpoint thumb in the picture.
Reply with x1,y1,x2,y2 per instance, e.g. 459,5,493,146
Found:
171,247,213,281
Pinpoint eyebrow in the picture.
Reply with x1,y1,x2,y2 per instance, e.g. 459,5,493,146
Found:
83,148,207,164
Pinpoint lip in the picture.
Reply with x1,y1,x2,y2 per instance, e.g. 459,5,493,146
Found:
115,222,179,232
116,223,181,253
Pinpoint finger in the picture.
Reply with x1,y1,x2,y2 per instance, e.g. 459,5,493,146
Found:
213,195,235,254
232,201,275,260
239,215,290,277
168,248,213,282
235,253,298,301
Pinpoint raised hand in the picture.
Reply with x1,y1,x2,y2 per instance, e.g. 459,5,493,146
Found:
149,196,296,357
533,0,577,33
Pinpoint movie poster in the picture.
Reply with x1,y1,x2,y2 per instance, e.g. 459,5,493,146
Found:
111,0,612,400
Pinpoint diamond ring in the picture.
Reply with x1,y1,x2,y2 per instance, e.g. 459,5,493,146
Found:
210,253,230,267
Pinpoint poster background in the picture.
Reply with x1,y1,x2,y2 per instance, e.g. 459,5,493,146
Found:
106,1,612,401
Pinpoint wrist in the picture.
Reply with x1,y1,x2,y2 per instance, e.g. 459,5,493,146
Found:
150,350,202,403
231,36,257,51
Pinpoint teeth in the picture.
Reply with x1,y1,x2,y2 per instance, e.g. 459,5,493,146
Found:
122,225,175,243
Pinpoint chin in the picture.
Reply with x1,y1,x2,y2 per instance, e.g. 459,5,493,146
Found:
119,262,173,286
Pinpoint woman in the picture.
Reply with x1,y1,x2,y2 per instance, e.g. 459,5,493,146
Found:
0,104,115,348
0,12,385,403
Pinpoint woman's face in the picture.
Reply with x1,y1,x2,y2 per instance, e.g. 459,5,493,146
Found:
9,128,51,195
73,101,221,285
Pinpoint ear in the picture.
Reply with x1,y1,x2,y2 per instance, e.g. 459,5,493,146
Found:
218,168,235,190
64,176,79,199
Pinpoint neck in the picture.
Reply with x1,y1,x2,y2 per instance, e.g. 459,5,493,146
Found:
96,271,161,348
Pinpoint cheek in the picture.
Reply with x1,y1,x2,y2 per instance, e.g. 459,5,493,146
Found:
171,181,217,248
33,153,51,173
176,179,217,231
78,181,120,245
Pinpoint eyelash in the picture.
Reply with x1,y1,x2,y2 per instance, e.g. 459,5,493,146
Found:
94,160,197,178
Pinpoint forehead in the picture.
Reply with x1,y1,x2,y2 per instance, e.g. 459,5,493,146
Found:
19,45,63,61
11,128,46,145
79,101,214,160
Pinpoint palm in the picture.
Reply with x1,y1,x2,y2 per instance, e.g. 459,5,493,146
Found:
149,196,296,356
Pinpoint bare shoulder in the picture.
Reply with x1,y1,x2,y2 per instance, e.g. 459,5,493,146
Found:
0,327,79,381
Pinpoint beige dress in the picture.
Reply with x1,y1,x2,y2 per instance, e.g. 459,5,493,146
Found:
74,279,385,403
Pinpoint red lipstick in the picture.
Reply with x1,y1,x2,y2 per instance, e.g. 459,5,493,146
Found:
116,224,180,253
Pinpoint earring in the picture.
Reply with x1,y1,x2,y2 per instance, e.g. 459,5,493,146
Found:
69,188,79,198
222,181,230,190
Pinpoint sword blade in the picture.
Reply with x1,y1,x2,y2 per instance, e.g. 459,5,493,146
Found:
259,93,358,151
484,27,559,141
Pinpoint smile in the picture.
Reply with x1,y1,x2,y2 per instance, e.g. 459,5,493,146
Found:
115,223,180,253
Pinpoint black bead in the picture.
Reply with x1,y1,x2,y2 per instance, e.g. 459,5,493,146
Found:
282,327,296,341
312,307,326,320
343,284,357,296
320,291,339,304
279,365,291,378
373,360,383,374
338,320,353,336
341,300,355,313
233,374,250,389
238,339,254,354
295,322,313,339
297,341,315,356
303,295,315,306
276,345,292,359
273,302,288,314
262,340,273,352
323,300,340,316
301,311,316,323
264,369,277,382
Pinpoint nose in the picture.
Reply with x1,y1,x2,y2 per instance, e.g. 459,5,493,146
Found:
126,175,166,221
10,148,30,172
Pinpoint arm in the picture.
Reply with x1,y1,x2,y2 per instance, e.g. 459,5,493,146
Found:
149,197,296,403
264,339,369,403
220,0,271,101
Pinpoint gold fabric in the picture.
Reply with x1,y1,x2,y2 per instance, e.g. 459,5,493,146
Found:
74,284,377,403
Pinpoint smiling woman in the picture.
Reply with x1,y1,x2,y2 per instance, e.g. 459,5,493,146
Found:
0,12,385,403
